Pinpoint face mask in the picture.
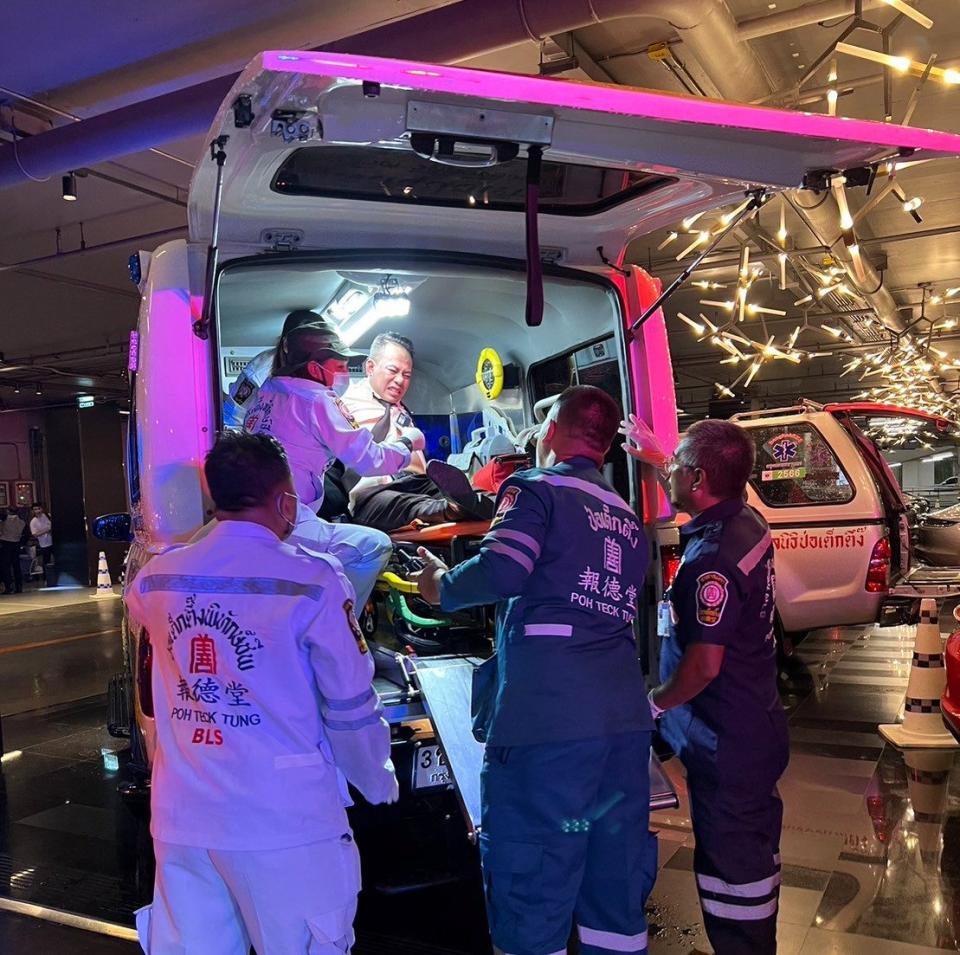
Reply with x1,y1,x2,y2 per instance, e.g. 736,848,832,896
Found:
276,491,298,539
329,372,351,397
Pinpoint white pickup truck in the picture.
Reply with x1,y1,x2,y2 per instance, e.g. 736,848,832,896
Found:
94,52,960,847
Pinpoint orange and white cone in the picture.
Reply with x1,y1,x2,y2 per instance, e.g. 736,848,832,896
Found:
91,551,119,600
879,598,958,749
902,749,954,862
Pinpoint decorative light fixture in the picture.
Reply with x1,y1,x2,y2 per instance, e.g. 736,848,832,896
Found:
62,173,77,201
836,42,958,84
878,0,933,30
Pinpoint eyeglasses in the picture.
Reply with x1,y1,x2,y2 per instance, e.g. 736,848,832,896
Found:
667,455,697,475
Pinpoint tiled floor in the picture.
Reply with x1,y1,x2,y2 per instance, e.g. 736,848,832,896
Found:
646,622,960,955
1,600,958,954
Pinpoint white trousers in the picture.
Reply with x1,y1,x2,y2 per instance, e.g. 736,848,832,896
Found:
291,503,392,609
137,834,361,955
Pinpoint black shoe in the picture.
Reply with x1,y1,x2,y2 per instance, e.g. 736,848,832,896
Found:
426,460,496,521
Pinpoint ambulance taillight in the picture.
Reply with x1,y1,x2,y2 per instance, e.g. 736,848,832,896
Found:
661,544,681,592
865,537,891,593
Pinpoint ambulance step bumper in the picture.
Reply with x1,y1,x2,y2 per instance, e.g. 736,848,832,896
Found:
107,672,131,739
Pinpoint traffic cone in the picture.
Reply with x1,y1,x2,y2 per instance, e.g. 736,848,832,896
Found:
879,599,959,749
91,551,119,600
902,749,954,862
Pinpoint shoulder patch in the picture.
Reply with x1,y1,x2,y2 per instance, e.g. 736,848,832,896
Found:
234,378,256,406
344,599,369,654
334,397,360,429
491,485,521,527
695,571,729,626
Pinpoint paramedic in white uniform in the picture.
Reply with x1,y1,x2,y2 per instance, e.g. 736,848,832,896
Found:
222,309,321,429
125,431,398,954
244,322,425,606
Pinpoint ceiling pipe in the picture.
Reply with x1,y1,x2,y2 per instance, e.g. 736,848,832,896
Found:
736,0,887,42
0,0,770,191
32,0,463,116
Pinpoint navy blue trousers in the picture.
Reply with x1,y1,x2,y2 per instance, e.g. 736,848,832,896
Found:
683,718,789,955
479,731,655,955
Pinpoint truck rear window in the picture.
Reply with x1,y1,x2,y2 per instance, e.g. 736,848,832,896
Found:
272,145,674,216
747,423,854,507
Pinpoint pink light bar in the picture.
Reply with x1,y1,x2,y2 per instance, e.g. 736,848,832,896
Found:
262,51,960,159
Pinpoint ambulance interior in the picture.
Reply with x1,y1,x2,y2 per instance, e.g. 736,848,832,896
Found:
217,260,633,495
216,259,638,654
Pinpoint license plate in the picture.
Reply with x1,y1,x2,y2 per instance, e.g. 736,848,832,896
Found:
412,743,451,790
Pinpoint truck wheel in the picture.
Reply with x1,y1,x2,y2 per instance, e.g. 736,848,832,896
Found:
775,616,811,691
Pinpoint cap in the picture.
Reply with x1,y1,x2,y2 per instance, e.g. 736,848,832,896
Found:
280,322,361,371
281,309,326,337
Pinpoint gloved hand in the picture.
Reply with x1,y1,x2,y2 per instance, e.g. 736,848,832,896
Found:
647,689,665,721
398,426,426,452
414,546,449,605
619,414,669,470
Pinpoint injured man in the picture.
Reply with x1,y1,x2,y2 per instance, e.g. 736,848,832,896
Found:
340,333,500,532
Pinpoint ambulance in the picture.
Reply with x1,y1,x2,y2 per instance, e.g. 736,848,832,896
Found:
99,50,960,874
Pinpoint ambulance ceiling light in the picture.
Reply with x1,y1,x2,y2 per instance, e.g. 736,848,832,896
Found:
326,287,370,324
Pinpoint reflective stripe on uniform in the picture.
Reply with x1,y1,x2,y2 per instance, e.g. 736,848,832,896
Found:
578,925,648,951
700,896,778,921
736,532,772,576
321,687,377,711
486,541,535,574
524,624,574,637
486,528,542,559
324,707,384,732
528,472,629,511
503,950,565,955
140,574,325,601
696,871,780,898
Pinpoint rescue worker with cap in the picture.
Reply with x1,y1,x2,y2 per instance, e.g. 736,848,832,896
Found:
644,418,788,955
125,431,398,955
416,385,656,955
222,308,320,429
244,321,426,606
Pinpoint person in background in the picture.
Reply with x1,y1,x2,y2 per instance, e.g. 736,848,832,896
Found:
222,309,321,429
646,419,788,955
416,385,656,955
30,503,53,565
125,432,397,954
341,332,493,530
244,322,424,606
0,506,25,594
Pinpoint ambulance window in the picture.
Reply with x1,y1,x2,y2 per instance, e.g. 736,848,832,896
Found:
529,337,630,499
273,146,674,216
747,424,854,507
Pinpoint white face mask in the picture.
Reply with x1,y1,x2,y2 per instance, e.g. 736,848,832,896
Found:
330,372,351,397
276,491,298,539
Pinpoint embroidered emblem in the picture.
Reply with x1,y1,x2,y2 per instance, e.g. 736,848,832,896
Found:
696,571,729,626
491,485,520,526
344,599,368,654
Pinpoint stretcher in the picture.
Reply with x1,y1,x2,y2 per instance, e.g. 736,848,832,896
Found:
405,655,680,839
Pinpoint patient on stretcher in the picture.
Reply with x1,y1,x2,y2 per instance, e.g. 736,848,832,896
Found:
335,331,511,532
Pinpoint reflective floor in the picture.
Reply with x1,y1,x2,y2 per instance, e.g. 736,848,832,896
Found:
0,590,958,954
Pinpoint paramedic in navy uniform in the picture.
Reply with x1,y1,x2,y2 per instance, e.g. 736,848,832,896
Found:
647,419,788,955
125,432,397,955
416,385,656,955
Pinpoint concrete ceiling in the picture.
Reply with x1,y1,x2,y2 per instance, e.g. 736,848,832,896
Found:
2,0,959,417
